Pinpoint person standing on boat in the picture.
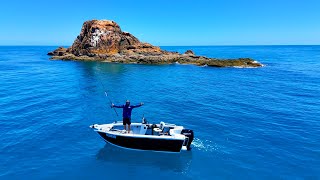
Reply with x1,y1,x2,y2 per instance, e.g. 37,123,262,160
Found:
111,100,144,133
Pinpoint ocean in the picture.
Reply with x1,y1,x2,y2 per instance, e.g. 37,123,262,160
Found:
0,46,319,179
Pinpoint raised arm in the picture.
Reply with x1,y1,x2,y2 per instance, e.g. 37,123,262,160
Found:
131,102,144,108
112,104,124,108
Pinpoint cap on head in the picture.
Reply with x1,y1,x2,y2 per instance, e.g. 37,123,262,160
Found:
125,100,130,106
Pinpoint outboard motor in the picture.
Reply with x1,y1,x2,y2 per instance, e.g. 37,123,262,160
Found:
181,129,194,150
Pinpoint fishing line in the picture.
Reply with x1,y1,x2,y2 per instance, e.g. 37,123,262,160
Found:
95,67,119,117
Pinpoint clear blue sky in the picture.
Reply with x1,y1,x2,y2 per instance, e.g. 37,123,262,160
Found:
0,0,319,46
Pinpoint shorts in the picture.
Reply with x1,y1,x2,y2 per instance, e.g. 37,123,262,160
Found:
123,117,131,125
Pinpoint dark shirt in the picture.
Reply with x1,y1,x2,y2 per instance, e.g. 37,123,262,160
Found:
113,104,142,118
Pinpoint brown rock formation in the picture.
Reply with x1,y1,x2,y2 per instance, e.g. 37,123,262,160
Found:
47,47,67,56
48,20,263,68
65,20,162,57
184,50,195,55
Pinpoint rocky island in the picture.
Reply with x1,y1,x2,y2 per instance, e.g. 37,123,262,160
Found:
48,20,263,68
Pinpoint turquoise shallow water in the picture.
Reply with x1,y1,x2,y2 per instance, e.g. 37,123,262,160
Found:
0,46,319,179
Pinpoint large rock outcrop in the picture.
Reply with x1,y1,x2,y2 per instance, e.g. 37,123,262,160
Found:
48,20,263,68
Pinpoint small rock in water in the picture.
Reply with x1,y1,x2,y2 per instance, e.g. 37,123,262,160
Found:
184,50,195,55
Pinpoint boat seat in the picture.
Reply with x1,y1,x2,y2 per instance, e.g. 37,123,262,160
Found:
153,128,162,135
159,122,175,135
160,122,165,131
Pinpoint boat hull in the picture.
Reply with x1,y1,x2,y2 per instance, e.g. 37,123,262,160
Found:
98,132,184,152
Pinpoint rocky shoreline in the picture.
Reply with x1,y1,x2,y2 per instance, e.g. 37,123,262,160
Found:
48,20,263,68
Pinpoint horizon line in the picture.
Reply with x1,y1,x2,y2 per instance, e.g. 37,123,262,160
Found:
0,44,319,47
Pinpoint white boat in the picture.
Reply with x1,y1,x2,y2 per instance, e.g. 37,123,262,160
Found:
90,120,194,153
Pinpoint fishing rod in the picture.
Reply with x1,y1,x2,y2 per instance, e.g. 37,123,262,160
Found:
104,91,119,117
96,70,119,117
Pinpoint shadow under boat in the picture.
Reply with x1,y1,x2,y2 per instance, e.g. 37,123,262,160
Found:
96,143,193,172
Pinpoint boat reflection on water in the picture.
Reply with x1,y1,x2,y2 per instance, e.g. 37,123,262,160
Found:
96,143,193,172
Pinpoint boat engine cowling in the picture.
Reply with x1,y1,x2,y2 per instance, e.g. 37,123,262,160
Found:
181,129,194,150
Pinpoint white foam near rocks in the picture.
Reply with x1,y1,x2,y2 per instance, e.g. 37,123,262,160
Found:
233,65,263,68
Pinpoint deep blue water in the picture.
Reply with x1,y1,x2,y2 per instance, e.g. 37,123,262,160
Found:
0,46,319,179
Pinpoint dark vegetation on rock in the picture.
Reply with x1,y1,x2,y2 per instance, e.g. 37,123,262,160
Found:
48,20,263,68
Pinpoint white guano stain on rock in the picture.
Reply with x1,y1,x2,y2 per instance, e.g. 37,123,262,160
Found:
90,29,111,47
